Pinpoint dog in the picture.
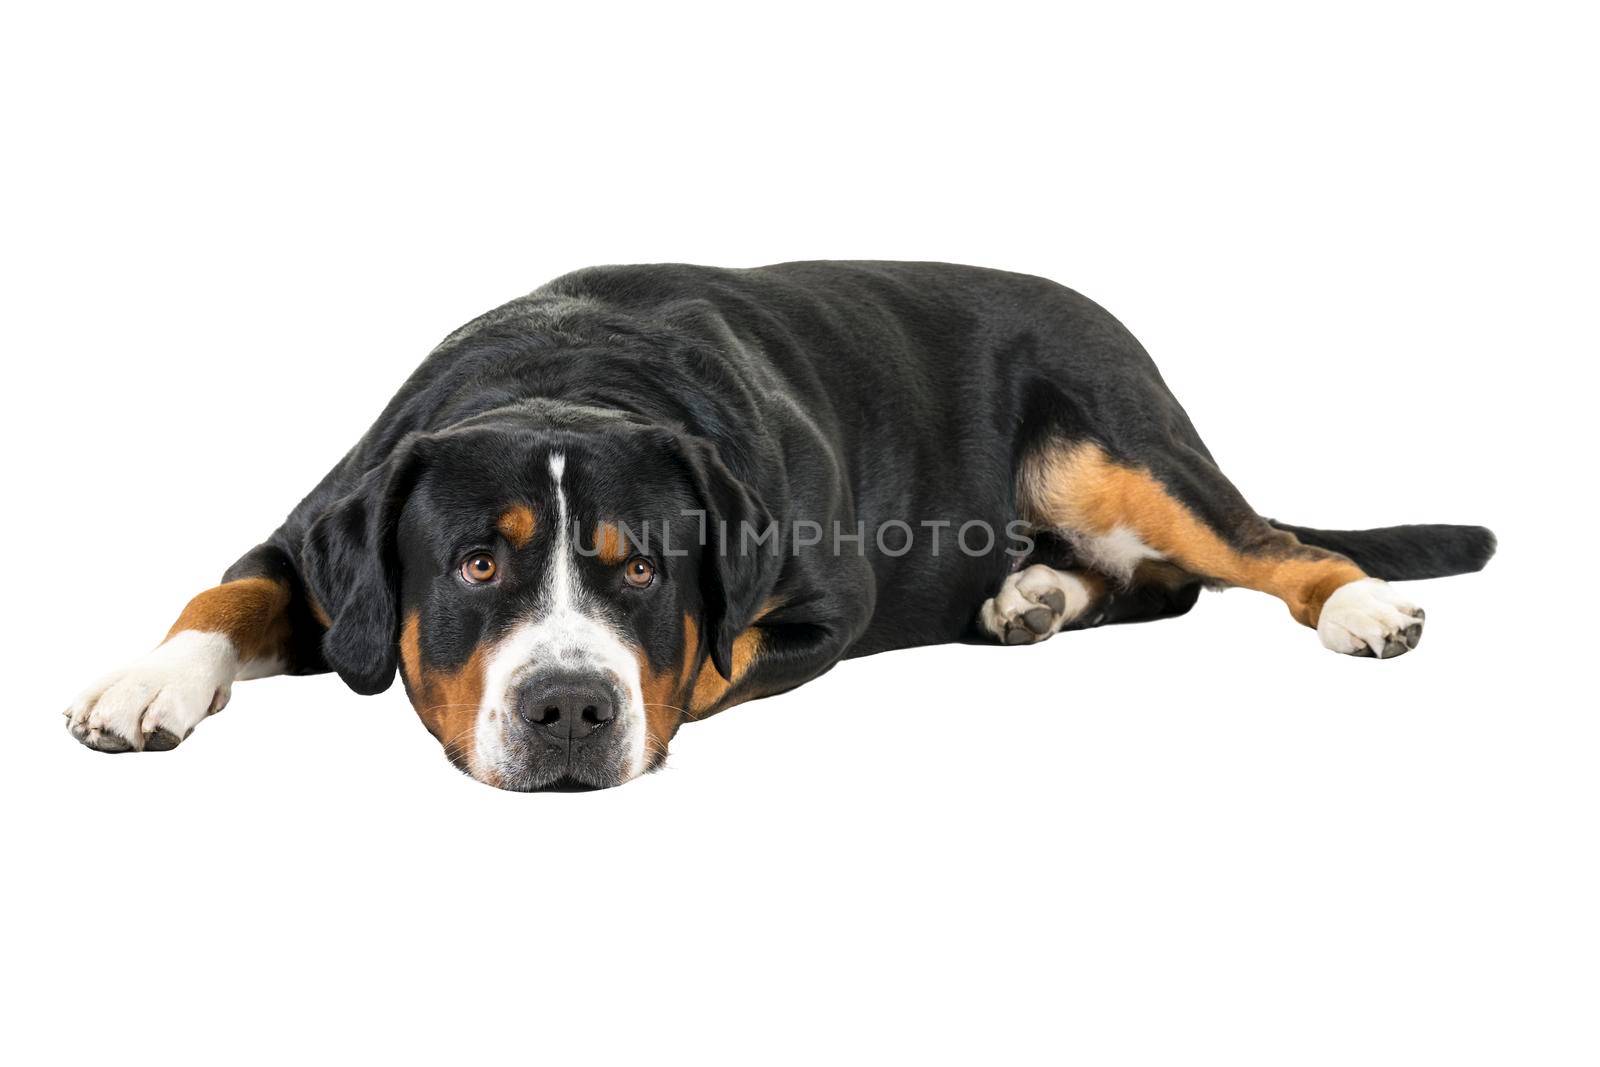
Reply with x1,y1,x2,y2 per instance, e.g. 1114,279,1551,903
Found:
64,262,1496,790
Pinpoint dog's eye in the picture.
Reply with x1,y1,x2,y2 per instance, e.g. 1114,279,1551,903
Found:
623,555,655,589
460,553,498,584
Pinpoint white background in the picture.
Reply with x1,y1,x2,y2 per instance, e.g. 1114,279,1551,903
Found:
3,3,1595,1064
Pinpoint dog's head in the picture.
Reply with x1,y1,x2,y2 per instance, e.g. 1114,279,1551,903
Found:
302,406,779,790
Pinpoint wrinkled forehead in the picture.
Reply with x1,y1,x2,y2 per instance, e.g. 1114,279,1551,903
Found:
397,428,695,553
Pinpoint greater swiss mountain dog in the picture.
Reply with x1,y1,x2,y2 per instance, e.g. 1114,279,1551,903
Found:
65,262,1496,790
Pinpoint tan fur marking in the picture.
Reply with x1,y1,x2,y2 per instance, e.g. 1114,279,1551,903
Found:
307,592,332,628
639,600,783,759
1019,442,1364,627
637,614,702,760
496,505,537,550
167,577,292,663
400,612,488,773
690,628,764,715
399,612,423,690
593,521,630,566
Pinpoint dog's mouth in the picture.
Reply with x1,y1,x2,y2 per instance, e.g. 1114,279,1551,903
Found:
534,775,606,793
476,762,622,792
479,741,635,792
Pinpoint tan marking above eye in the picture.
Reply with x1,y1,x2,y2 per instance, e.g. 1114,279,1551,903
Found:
623,555,655,588
594,521,630,566
461,553,498,583
496,505,536,550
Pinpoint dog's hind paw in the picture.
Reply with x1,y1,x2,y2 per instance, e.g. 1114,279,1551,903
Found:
979,564,1095,645
1317,578,1425,659
64,632,238,752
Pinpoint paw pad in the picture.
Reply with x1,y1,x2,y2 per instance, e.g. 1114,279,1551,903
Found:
980,566,1092,646
1318,579,1426,659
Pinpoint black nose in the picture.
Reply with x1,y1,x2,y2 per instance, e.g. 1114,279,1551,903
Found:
514,676,617,742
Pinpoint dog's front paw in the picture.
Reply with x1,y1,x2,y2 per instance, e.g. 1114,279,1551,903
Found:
979,564,1095,645
1317,578,1425,659
65,632,238,752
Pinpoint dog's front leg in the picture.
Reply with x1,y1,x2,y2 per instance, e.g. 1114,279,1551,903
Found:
65,541,325,752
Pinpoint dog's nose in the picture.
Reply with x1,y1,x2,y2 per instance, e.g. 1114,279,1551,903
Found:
514,676,617,741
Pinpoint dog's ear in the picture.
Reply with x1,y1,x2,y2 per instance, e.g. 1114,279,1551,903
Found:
676,435,782,681
301,437,428,696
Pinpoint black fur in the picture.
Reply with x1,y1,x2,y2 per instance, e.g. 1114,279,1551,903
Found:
206,261,1493,782
301,437,428,695
669,430,783,679
1267,522,1497,582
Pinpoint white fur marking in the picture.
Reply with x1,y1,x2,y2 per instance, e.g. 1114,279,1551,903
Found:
1067,525,1163,581
474,451,648,783
1317,578,1425,658
980,564,1095,643
65,631,241,749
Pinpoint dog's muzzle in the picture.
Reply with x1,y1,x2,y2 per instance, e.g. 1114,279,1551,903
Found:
502,668,633,789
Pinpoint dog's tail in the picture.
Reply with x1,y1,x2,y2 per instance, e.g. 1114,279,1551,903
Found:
1268,520,1497,581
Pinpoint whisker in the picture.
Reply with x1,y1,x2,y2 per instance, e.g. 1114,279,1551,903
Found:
644,701,700,723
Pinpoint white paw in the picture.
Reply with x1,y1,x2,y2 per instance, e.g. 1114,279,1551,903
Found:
1317,578,1425,659
980,564,1094,645
65,632,238,752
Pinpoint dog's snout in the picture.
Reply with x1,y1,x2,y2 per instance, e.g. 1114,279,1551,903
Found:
514,675,617,741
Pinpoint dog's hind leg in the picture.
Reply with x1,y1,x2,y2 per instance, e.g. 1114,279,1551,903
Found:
979,556,1203,645
979,564,1104,644
1017,439,1425,658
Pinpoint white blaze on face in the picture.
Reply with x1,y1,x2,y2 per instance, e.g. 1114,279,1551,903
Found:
474,452,648,782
